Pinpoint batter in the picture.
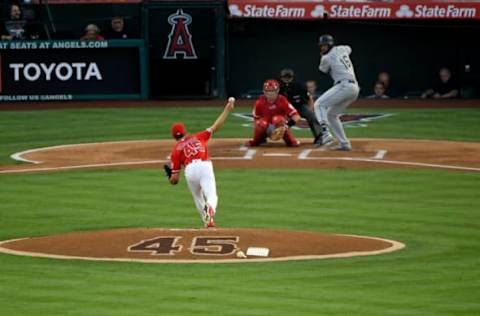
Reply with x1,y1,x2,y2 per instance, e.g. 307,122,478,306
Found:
314,34,360,151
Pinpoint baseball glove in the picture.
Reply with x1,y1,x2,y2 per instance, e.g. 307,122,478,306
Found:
270,126,286,141
163,164,172,178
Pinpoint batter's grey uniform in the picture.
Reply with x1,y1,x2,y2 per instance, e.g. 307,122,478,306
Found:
314,45,360,149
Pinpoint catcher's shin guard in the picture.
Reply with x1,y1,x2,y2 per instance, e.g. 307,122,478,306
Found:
248,119,268,146
283,128,300,147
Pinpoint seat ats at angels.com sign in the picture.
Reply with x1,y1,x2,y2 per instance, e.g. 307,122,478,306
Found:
227,1,480,20
0,40,142,101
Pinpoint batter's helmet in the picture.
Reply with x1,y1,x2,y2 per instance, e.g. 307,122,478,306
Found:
171,122,186,139
318,34,334,46
263,79,280,91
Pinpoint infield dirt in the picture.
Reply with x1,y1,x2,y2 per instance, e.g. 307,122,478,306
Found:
2,138,480,173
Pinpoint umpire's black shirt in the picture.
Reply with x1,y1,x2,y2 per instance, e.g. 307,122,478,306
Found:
279,80,309,109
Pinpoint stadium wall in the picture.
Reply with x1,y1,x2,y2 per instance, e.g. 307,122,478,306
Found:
227,19,480,98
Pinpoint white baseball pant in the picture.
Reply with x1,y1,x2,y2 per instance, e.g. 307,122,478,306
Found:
314,81,360,146
184,160,218,219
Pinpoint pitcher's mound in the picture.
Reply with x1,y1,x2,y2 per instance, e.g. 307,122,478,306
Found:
0,228,404,263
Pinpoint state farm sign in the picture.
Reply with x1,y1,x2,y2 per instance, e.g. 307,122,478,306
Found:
228,1,480,20
235,4,306,18
329,5,391,19
403,4,476,18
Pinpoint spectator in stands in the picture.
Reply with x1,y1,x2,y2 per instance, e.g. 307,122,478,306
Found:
367,81,390,99
80,24,104,41
377,71,397,97
103,17,130,39
0,3,37,40
421,67,459,99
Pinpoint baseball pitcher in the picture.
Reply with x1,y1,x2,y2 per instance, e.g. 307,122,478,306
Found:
314,34,360,151
165,98,235,228
246,79,301,147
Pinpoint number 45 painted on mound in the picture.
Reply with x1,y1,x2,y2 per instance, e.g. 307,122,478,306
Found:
128,236,239,256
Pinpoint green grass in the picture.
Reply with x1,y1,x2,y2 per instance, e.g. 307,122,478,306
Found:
0,105,479,315
0,168,479,316
1,107,480,164
347,108,480,141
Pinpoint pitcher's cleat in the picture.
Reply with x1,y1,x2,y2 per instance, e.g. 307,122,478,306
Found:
203,204,216,228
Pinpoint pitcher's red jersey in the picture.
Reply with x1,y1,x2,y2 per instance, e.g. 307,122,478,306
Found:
170,128,212,174
253,95,298,122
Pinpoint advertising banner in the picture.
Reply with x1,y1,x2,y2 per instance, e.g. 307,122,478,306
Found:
228,1,480,20
0,40,146,101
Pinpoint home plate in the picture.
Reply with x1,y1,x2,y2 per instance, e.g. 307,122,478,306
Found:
246,247,270,257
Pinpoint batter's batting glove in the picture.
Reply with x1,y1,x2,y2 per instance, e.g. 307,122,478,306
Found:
287,119,296,127
163,164,172,178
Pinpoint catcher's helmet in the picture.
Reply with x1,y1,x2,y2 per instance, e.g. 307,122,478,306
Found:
263,79,280,91
318,34,334,46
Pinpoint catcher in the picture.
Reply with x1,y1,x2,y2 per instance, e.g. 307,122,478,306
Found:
164,98,235,228
246,79,301,147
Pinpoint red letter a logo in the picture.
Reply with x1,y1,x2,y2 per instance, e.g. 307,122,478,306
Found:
163,9,197,59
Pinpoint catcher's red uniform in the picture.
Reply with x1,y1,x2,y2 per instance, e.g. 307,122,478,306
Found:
248,95,300,146
170,129,212,174
253,95,298,121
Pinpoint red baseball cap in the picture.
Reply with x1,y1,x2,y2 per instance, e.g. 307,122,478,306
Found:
171,122,186,139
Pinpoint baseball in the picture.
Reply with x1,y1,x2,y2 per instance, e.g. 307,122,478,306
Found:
236,250,247,258
228,97,235,103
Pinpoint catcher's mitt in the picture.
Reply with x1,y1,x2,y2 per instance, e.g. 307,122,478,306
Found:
163,164,172,178
270,126,286,141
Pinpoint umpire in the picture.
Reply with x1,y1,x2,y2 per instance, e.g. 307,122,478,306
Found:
278,68,322,145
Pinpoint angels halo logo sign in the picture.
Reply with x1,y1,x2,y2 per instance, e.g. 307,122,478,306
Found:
163,9,197,60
